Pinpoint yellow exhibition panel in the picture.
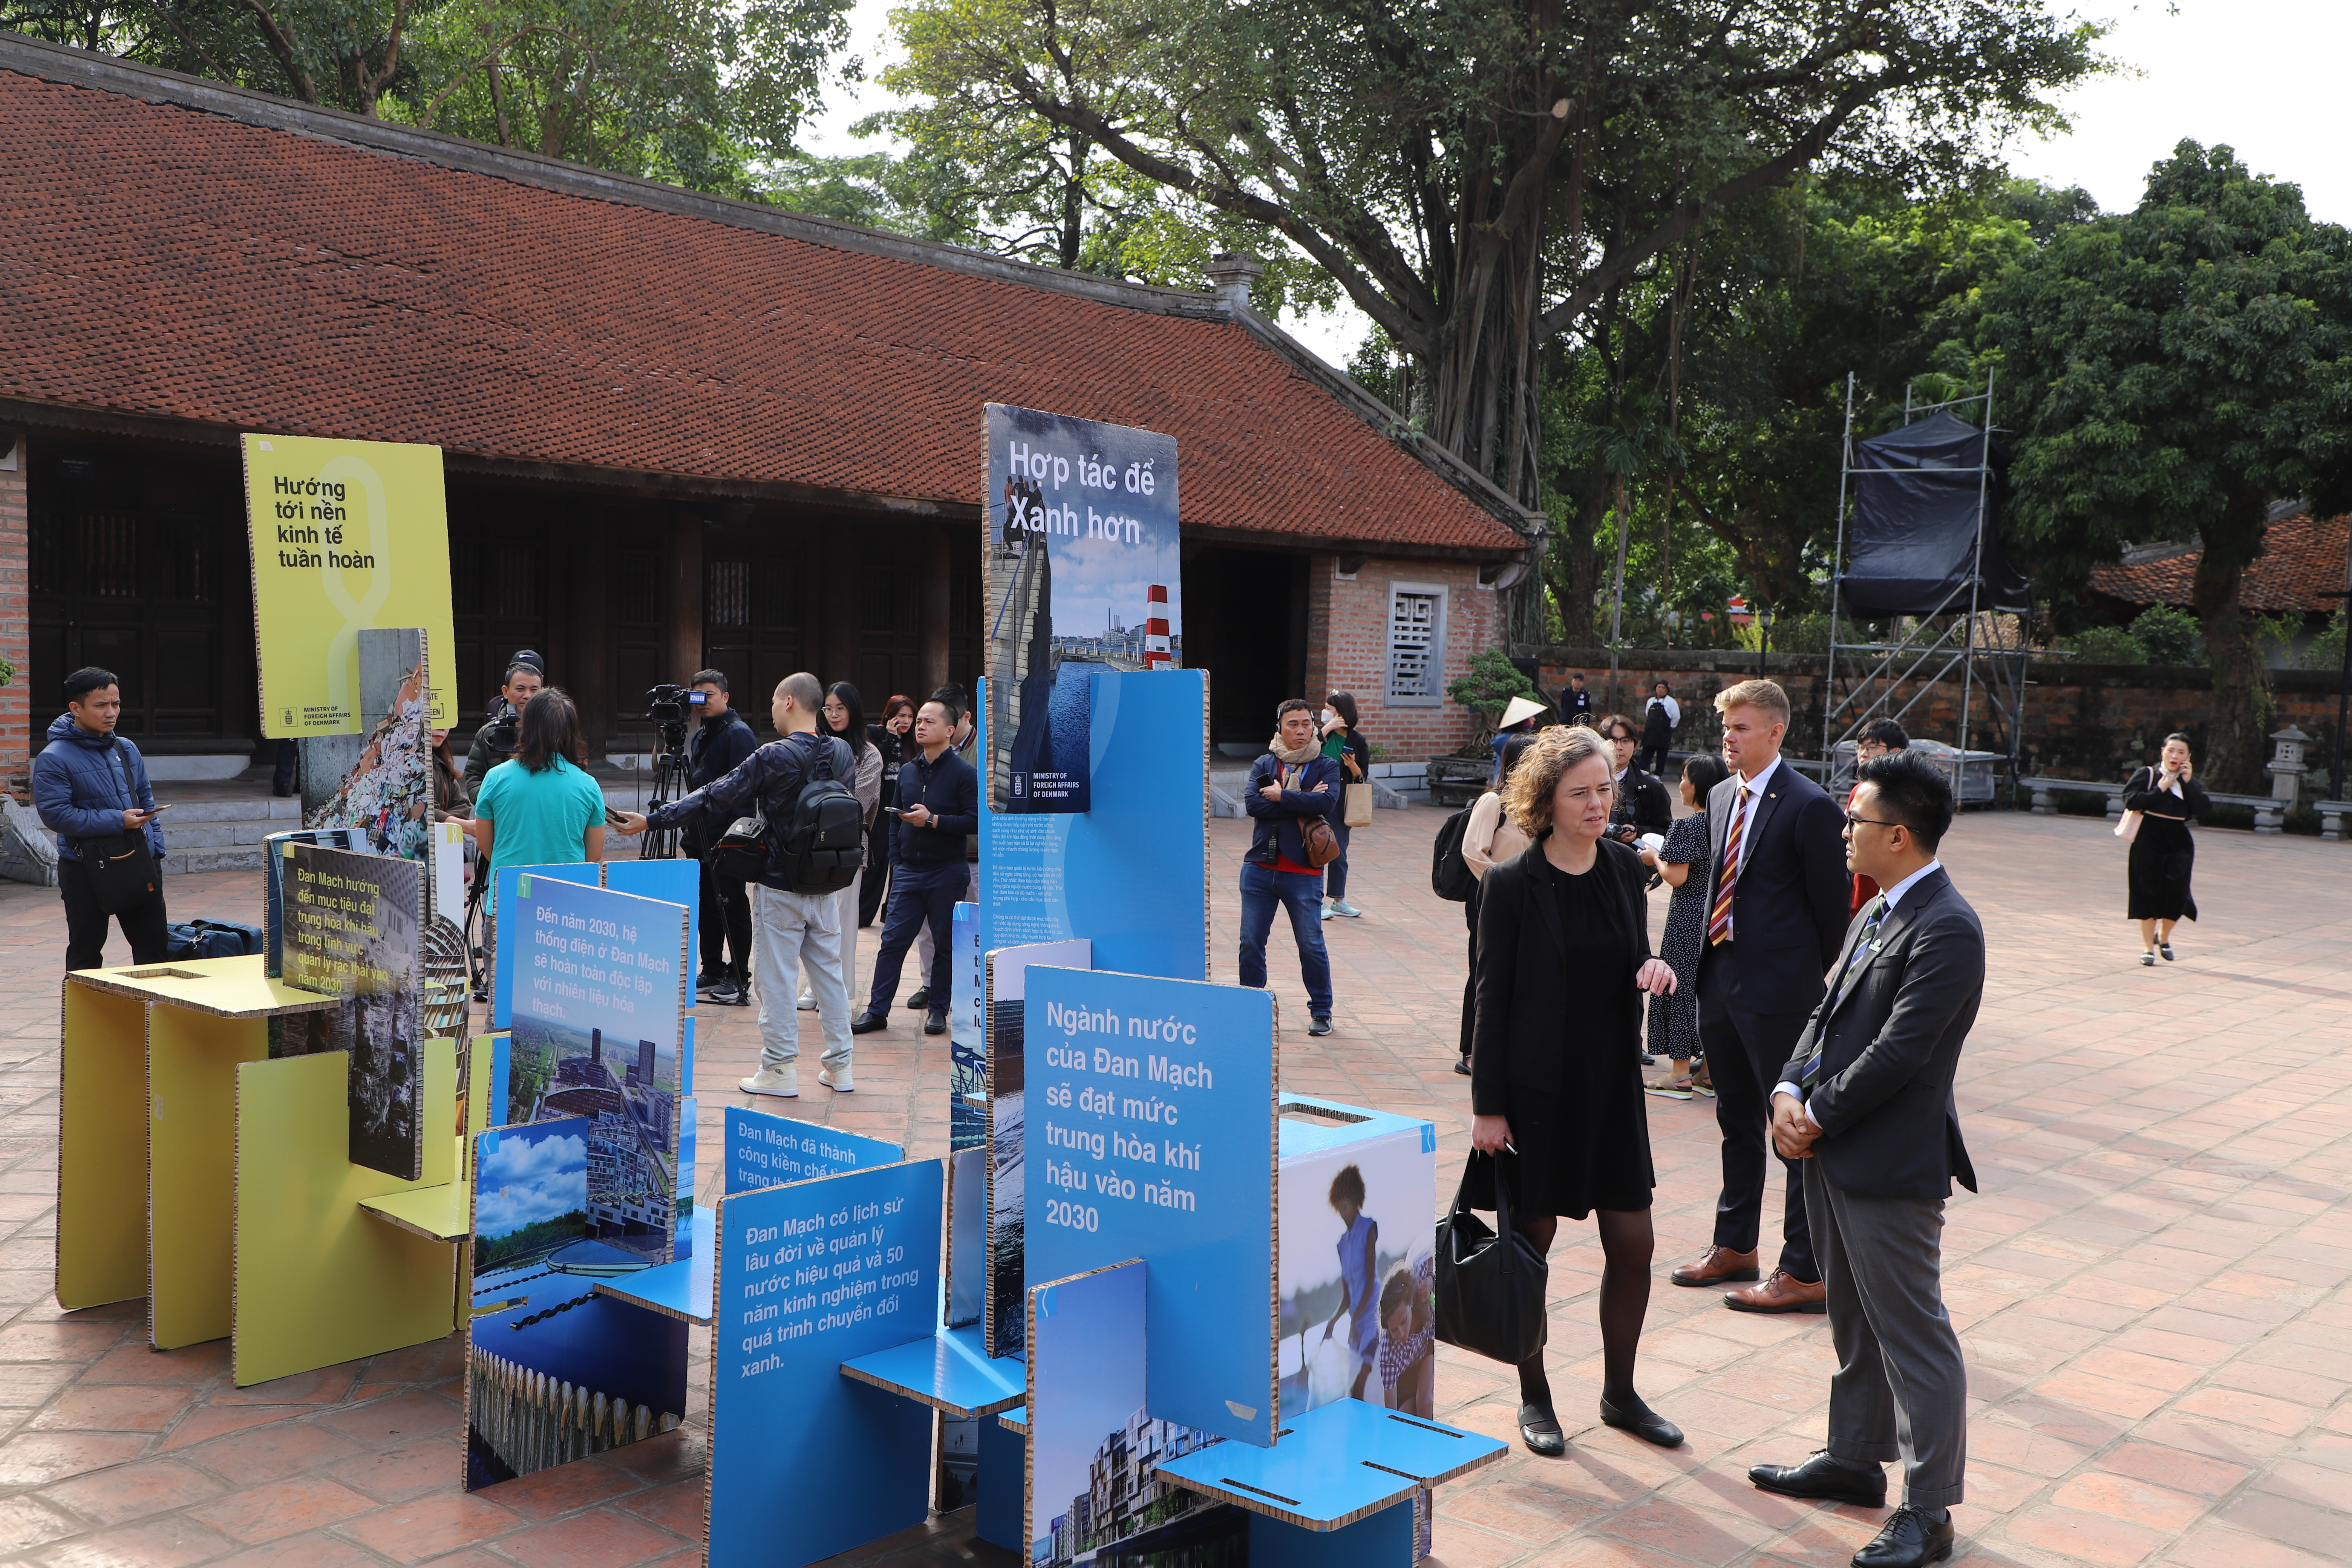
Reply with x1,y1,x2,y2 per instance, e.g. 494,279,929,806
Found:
233,1043,458,1387
147,1008,268,1349
55,982,148,1311
240,432,458,734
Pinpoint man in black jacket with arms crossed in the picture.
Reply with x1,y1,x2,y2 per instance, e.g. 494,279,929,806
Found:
1749,749,1981,1568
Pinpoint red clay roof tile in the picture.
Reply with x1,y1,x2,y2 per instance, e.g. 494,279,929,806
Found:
2087,513,2350,615
0,63,1529,556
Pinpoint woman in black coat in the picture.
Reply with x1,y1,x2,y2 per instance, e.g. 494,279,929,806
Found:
1468,724,1682,1458
2124,731,2208,965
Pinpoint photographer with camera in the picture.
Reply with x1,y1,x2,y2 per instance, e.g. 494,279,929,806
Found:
465,651,546,788
683,671,759,1005
614,673,861,1099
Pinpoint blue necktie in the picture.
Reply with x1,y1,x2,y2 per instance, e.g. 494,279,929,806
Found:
1802,897,1886,1089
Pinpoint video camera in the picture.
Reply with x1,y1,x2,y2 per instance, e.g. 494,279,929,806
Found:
644,683,708,727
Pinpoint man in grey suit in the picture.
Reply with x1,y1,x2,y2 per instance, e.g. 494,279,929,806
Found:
1749,749,1982,1568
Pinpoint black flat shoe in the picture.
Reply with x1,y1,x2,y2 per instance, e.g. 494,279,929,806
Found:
1852,1504,1954,1568
1749,1449,1888,1508
905,987,931,1009
2159,942,2175,962
850,1012,889,1034
1599,1393,1683,1448
1516,1402,1564,1457
924,1012,948,1035
1453,1057,1472,1076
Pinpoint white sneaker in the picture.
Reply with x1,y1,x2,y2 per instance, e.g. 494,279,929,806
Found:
1321,900,1338,921
796,991,817,1011
819,1067,854,1093
1331,899,1362,918
739,1066,798,1097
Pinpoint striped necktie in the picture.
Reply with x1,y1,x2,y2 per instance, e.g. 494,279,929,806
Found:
1706,782,1752,945
1802,897,1888,1089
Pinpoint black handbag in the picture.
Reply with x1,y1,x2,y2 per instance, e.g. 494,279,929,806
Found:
81,830,159,914
1433,1152,1549,1366
81,747,159,915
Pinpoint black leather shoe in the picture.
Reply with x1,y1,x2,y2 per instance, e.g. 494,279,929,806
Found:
1749,1449,1888,1507
850,1012,889,1034
1599,1393,1683,1448
924,1011,948,1035
1853,1504,1953,1568
905,987,931,1010
1517,1403,1564,1457
1453,1057,1472,1076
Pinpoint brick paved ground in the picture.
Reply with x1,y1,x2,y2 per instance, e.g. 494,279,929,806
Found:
0,807,2340,1565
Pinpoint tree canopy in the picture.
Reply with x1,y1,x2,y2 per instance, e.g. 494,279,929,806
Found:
1944,142,2352,788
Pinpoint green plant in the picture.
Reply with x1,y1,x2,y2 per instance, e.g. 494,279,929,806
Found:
2070,626,2146,664
1446,648,1536,714
0,657,14,686
2128,604,2203,665
2300,612,2347,672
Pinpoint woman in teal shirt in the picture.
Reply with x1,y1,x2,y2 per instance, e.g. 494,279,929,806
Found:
473,688,606,884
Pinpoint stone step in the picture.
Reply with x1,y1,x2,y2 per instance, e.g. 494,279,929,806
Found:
165,846,268,876
155,797,303,826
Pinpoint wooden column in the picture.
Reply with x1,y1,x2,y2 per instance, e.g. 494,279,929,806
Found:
921,523,952,696
663,512,704,695
820,527,856,685
572,514,614,756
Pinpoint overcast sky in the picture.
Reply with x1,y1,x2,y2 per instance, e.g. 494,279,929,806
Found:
800,0,2352,371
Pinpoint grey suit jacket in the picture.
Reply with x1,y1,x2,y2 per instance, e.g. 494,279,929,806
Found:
1779,867,1983,1201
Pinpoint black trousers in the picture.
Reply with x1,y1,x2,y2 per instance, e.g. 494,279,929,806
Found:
1698,942,1818,1281
60,856,170,972
865,859,965,1017
1640,744,1672,778
696,852,752,982
1458,879,1480,1059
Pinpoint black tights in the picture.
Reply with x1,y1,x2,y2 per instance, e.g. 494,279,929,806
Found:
1516,1207,1654,1412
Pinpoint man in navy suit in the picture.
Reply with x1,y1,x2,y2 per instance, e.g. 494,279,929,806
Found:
1749,748,1981,1568
1669,679,1851,1312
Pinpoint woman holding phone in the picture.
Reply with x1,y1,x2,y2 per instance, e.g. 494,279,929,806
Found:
2123,731,2207,965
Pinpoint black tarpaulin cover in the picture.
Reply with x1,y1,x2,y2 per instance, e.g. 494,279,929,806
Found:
1842,410,2032,615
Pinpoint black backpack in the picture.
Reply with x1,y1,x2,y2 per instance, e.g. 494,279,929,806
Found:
779,735,865,895
1431,803,1479,902
709,736,865,895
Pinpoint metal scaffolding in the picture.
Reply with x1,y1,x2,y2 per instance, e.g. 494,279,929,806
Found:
1822,371,2029,800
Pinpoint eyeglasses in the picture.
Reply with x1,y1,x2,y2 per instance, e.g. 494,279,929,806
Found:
1843,812,1902,830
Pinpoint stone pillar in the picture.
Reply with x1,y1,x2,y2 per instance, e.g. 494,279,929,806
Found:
663,513,704,693
921,524,952,695
0,429,28,800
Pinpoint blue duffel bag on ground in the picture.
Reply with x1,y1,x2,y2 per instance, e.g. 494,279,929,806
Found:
165,918,266,961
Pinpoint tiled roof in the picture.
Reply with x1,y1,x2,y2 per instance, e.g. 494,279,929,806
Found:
0,41,1535,556
2087,512,2350,614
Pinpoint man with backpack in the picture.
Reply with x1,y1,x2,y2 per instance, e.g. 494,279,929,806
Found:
613,672,862,1097
854,695,980,1039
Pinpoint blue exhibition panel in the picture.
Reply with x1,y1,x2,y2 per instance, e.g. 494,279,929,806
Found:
1024,966,1276,1447
977,670,1206,980
594,1205,717,1325
489,862,599,1027
722,1107,902,1196
1153,1397,1506,1528
838,1321,1027,1418
707,1160,943,1568
602,857,699,1007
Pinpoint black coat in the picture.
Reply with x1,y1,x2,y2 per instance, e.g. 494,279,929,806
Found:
1779,867,1983,1201
1612,765,1674,836
1470,837,1652,1113
1704,761,1851,1015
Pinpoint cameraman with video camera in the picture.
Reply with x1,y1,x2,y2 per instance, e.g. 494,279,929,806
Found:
684,670,758,1005
465,651,545,788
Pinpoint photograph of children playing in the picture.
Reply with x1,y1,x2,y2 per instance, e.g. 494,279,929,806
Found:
1280,1153,1435,1420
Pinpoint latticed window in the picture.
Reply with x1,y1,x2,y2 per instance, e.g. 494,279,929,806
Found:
707,559,752,628
1386,585,1446,705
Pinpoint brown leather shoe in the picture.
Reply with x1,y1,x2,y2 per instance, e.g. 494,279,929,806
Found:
1670,1245,1760,1288
1724,1268,1827,1314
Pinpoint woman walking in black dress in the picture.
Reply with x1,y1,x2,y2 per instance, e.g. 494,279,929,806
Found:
2124,732,2208,965
1469,724,1682,1457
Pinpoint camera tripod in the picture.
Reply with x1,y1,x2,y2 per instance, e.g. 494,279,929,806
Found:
637,719,690,859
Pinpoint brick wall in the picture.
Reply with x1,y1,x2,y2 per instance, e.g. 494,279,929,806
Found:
1306,554,1499,760
1527,646,2352,794
0,434,24,799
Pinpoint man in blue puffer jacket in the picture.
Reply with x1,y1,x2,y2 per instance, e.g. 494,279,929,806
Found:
1242,698,1341,1036
32,667,169,970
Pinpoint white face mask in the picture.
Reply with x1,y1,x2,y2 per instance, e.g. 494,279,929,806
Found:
1320,709,1335,724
